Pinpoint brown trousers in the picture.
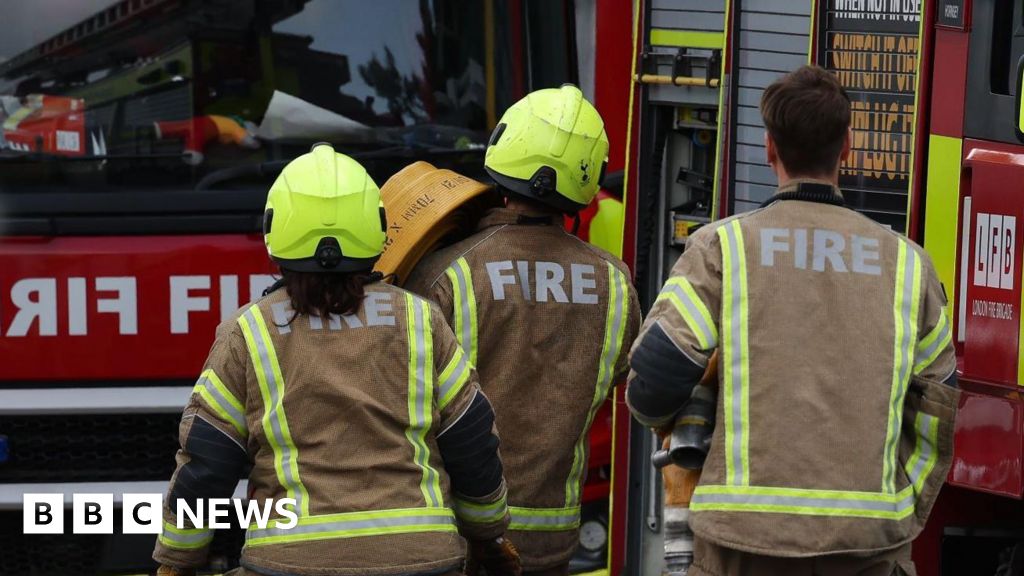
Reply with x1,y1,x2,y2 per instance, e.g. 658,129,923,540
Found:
690,538,917,576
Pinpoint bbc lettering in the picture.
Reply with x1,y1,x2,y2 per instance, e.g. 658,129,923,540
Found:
974,213,1017,291
23,494,298,534
23,493,162,535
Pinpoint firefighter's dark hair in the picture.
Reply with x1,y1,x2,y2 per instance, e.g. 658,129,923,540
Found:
760,65,852,177
280,269,374,319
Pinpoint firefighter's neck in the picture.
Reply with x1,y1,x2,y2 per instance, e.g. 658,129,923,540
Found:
772,163,839,190
505,196,559,217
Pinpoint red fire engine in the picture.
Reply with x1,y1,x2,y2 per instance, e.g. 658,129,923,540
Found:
615,0,1024,574
0,0,631,573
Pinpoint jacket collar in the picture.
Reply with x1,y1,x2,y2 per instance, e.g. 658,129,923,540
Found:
476,207,559,231
761,178,845,208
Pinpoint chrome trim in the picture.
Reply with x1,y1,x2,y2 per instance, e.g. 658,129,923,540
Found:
0,481,248,509
0,386,192,415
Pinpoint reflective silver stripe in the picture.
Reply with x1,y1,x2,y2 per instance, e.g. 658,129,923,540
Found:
883,245,920,493
453,496,507,523
508,506,581,531
449,259,476,364
914,313,950,372
566,264,628,506
242,309,304,514
663,280,717,349
438,351,469,403
161,527,213,546
691,490,915,515
195,374,246,434
906,414,937,489
247,511,455,541
406,296,442,508
720,221,746,486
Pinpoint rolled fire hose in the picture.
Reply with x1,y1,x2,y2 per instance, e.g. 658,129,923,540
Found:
375,161,501,285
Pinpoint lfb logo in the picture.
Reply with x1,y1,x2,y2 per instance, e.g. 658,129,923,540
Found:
974,213,1017,290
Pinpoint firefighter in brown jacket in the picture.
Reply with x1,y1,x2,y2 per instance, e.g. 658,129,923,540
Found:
406,85,642,575
627,66,959,576
153,144,521,576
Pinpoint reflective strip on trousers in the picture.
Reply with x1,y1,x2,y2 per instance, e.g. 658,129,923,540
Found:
658,276,718,350
159,520,213,550
405,294,443,508
246,507,456,546
446,257,479,366
691,485,916,520
883,243,921,494
193,369,247,438
453,493,508,524
508,506,581,532
904,412,939,495
565,263,630,507
238,306,310,516
718,220,750,486
914,308,951,375
438,346,471,411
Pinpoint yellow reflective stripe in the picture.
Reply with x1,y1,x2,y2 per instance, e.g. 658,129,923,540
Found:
238,306,310,516
904,413,940,495
453,493,508,524
246,507,456,546
691,484,916,520
565,264,630,506
657,277,718,350
437,346,471,411
405,294,443,508
914,308,952,375
446,258,479,366
718,220,750,486
159,520,213,550
193,369,247,438
508,505,581,531
650,28,724,50
883,243,922,493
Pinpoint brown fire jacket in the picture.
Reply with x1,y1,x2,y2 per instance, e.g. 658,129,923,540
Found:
407,207,642,569
153,283,508,576
628,180,959,557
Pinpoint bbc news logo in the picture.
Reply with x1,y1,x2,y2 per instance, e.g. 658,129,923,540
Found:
974,213,1017,290
23,494,297,534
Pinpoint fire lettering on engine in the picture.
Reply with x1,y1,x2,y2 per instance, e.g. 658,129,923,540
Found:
169,274,276,334
1,277,137,337
971,300,1014,321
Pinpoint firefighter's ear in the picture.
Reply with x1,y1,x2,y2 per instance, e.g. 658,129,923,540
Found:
840,127,853,165
764,132,779,172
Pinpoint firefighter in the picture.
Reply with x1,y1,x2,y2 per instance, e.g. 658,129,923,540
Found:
406,85,642,576
153,144,521,576
627,65,959,576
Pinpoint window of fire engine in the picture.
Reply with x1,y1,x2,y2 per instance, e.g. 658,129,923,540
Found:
0,0,574,220
988,0,1024,96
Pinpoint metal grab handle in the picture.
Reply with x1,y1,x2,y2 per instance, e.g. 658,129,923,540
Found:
636,74,721,88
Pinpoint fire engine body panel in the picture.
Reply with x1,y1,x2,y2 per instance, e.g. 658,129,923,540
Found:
0,1,630,573
622,0,1024,574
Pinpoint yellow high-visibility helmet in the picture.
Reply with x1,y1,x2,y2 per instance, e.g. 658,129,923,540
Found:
484,84,609,213
263,143,386,272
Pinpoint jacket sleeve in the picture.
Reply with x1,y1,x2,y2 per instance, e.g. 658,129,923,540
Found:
153,321,250,569
430,307,509,540
913,256,957,386
627,226,723,427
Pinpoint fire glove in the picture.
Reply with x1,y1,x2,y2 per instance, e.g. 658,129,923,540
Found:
156,565,195,576
465,536,522,576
